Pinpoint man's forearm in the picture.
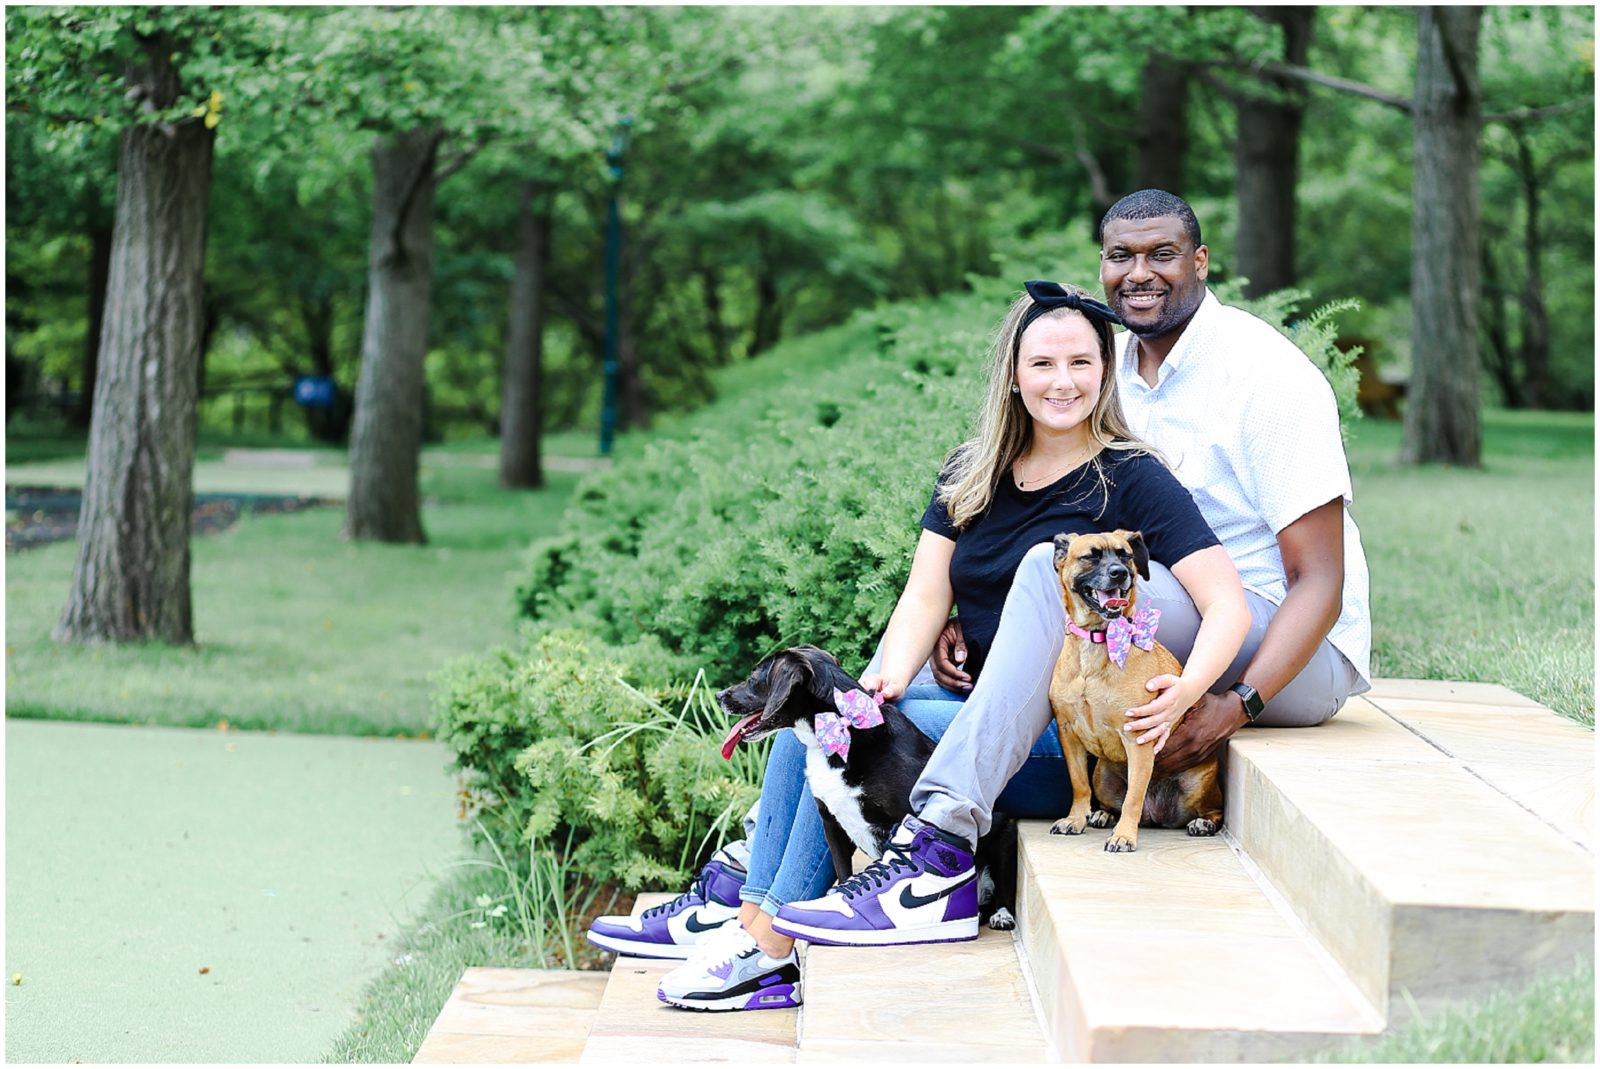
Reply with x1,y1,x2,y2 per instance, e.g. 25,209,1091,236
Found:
1238,572,1342,702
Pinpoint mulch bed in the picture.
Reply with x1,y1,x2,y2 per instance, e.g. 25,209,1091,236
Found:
5,486,341,552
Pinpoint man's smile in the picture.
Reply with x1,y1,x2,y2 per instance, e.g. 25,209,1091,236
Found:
1120,290,1166,310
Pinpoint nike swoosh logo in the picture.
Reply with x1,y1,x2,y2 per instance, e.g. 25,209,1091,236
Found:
684,911,723,933
899,875,975,911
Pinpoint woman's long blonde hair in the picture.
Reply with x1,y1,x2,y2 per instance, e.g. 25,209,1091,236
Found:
938,282,1160,529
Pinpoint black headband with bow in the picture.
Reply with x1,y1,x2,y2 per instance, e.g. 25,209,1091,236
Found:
1017,280,1124,345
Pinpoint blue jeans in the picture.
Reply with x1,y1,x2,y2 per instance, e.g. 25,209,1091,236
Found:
738,684,1071,917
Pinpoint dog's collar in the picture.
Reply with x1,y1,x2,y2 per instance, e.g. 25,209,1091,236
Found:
1067,603,1163,669
1066,620,1108,644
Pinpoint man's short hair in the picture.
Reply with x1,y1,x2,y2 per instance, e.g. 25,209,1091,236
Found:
1101,189,1202,248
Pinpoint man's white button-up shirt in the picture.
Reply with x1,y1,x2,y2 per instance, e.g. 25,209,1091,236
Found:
1115,290,1372,688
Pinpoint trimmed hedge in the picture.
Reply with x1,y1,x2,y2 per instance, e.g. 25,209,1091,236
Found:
514,280,1360,683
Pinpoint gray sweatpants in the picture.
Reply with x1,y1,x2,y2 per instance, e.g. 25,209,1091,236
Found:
881,542,1363,847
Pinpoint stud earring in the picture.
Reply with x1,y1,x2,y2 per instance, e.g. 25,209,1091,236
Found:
1011,384,1020,394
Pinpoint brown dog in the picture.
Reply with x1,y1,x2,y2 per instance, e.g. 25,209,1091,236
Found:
1047,530,1223,852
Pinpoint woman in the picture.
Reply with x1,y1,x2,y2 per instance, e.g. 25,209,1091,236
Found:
652,281,1251,1011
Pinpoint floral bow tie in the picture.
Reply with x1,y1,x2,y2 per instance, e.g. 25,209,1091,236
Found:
815,688,885,759
1106,603,1162,670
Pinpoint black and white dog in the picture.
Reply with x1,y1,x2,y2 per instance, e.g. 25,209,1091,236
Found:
717,645,1016,931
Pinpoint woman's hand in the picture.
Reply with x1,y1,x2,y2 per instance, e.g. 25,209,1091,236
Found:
1123,674,1199,754
859,673,906,702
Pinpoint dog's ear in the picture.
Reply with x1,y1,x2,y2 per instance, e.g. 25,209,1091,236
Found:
792,646,848,704
1120,530,1151,581
762,655,809,721
1052,532,1076,568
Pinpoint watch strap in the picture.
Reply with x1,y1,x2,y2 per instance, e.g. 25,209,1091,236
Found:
1230,682,1265,723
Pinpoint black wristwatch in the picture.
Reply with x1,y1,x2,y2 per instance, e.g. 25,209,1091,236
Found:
1230,682,1265,723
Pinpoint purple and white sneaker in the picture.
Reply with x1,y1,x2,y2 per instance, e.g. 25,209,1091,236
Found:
586,849,746,959
771,815,978,946
656,927,801,1011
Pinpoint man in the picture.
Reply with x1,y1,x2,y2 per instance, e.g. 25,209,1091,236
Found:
936,188,1370,771
767,188,1371,946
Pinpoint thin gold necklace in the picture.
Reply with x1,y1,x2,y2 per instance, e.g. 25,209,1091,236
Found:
1015,445,1092,489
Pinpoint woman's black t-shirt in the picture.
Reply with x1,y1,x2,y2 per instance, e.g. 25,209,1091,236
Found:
920,449,1219,680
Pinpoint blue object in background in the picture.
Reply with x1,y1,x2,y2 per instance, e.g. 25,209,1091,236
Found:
293,375,336,409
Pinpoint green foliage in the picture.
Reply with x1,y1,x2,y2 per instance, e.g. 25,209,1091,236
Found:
513,285,1363,682
1213,279,1365,433
433,629,763,894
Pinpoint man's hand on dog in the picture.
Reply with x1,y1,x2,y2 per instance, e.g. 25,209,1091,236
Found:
932,619,972,692
1147,690,1250,778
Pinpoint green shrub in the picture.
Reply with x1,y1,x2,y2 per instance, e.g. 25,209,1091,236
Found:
434,629,763,895
512,286,1361,682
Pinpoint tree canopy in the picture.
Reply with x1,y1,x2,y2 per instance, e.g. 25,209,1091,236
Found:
8,5,1594,447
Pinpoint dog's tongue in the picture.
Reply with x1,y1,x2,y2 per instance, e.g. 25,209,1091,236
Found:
1098,589,1129,610
721,713,762,760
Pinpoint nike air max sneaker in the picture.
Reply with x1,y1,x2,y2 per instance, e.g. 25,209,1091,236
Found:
586,848,746,959
770,815,978,946
656,926,801,1011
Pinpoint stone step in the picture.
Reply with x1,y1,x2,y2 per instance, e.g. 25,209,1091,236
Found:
1363,678,1593,851
798,929,1051,1063
578,890,798,1062
413,891,682,1064
580,957,798,1063
1018,821,1384,1061
412,968,608,1063
1226,693,1594,1023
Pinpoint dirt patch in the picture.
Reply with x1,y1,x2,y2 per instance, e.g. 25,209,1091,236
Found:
5,486,340,552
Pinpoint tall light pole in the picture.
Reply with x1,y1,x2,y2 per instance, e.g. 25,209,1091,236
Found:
600,115,632,456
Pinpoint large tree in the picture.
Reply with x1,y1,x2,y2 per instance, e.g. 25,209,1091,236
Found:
1400,7,1484,466
1232,8,1316,296
308,8,501,543
8,8,274,644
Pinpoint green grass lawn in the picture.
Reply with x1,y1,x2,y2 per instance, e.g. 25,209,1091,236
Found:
5,451,579,736
1347,410,1594,725
7,405,1592,1064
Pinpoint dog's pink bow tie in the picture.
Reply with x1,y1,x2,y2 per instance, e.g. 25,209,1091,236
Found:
815,688,885,759
1105,603,1161,669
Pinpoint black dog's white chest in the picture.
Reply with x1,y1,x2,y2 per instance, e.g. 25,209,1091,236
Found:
792,721,888,859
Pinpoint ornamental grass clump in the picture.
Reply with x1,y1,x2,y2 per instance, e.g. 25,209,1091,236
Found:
434,629,762,896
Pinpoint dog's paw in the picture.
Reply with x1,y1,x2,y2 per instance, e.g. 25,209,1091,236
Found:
1186,817,1219,837
987,907,1016,931
1087,809,1115,829
1050,816,1087,836
1104,834,1138,853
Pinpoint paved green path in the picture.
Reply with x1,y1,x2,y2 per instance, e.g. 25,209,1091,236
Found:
4,448,609,501
5,718,463,1063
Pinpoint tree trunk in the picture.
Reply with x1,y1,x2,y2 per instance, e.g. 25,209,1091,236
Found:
1478,239,1522,407
73,222,114,430
1400,7,1482,467
701,264,729,366
343,126,441,543
499,179,552,489
751,249,782,356
1514,133,1550,408
56,40,213,645
1133,51,1190,195
1235,7,1314,297
300,293,351,443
